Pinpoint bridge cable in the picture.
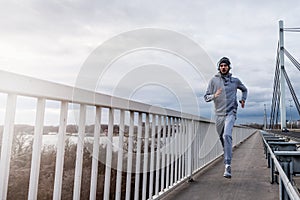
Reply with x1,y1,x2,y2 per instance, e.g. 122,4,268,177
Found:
283,48,300,71
272,62,281,126
275,89,280,128
269,45,278,128
282,68,300,117
269,43,281,129
284,28,300,32
273,45,281,128
274,63,281,128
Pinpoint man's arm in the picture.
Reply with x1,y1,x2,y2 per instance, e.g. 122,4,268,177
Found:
238,79,248,108
204,79,221,102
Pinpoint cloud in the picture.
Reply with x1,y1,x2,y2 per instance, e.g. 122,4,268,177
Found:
0,0,300,124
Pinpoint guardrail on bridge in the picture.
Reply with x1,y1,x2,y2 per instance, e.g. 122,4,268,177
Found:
0,70,255,200
261,130,300,200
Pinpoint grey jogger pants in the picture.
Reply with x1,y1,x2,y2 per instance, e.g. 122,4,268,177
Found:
216,112,236,165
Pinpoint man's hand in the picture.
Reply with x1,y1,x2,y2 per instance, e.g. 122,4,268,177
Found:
214,88,222,98
239,100,245,108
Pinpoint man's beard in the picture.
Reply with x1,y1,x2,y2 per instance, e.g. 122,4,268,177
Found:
220,69,229,75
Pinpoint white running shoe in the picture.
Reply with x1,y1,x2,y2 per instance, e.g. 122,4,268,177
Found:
223,165,231,179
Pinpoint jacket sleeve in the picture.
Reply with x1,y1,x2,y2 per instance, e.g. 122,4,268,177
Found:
204,79,215,102
237,79,248,101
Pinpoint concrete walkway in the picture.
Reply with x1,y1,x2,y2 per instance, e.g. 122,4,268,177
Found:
162,131,279,200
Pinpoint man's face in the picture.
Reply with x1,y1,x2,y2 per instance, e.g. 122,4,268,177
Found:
219,63,229,75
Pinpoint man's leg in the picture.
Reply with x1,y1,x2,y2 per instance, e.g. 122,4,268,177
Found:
222,113,236,178
223,113,236,165
215,116,225,148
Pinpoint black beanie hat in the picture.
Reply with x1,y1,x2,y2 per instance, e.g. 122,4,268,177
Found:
217,57,231,70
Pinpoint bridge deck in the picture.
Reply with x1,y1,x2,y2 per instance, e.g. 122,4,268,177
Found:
162,131,279,200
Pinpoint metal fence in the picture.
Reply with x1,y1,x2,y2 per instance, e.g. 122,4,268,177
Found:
0,70,255,200
261,131,300,200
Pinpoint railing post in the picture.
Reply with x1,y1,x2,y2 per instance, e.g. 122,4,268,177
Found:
281,162,290,200
103,108,114,200
178,118,182,181
90,106,101,200
194,122,198,171
53,101,68,200
185,119,189,178
174,118,179,183
161,116,166,191
125,111,134,200
155,115,161,195
195,122,199,170
28,98,46,200
170,117,175,187
115,109,125,200
73,104,87,200
148,114,156,199
142,113,150,200
0,94,17,200
180,119,183,179
134,112,143,200
187,120,193,179
166,117,171,189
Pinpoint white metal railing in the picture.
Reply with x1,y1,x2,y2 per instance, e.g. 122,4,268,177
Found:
261,131,300,200
0,70,255,200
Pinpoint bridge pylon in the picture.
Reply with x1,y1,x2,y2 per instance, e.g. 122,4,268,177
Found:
279,20,287,130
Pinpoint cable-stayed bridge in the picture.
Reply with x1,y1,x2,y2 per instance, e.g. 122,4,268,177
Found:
269,20,300,131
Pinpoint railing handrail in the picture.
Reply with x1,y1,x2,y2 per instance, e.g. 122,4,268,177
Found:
0,70,210,122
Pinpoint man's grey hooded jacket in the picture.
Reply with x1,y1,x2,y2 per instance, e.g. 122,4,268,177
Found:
204,73,248,116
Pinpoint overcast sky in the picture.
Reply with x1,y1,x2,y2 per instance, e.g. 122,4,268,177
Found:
0,0,300,125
